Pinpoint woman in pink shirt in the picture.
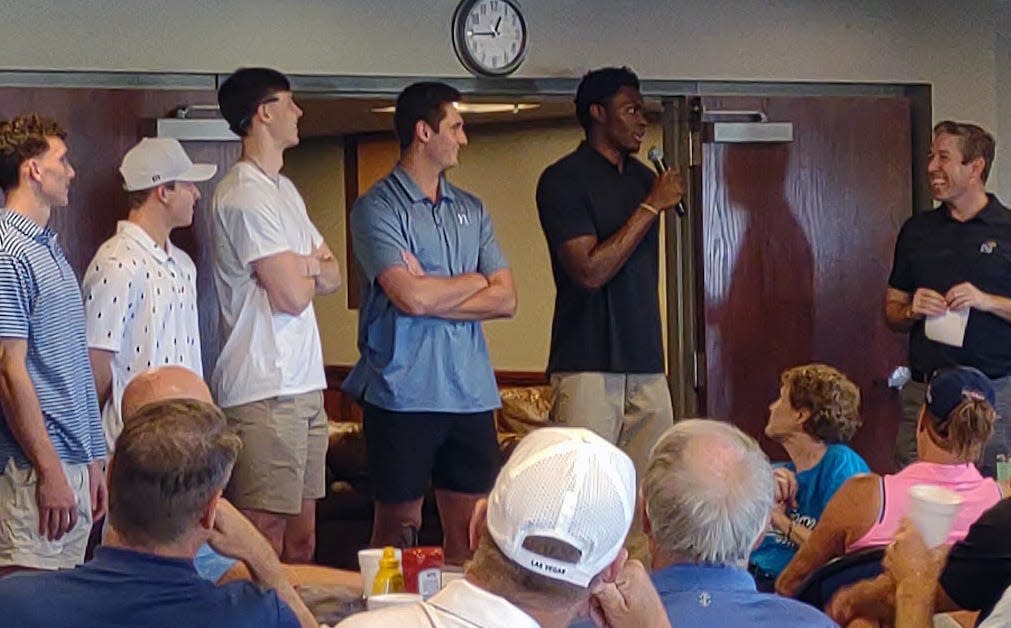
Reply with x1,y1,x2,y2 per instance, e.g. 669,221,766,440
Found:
777,366,1002,596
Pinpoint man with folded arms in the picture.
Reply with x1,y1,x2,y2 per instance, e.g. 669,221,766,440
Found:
213,67,341,560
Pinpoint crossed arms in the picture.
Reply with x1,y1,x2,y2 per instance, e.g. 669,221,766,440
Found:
253,241,342,316
378,250,516,320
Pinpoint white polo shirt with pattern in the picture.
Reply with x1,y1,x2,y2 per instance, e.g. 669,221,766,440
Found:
83,221,202,450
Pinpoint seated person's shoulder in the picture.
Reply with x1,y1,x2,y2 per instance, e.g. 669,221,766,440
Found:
213,580,301,628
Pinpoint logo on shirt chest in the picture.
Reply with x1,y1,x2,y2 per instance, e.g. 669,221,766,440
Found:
980,240,998,254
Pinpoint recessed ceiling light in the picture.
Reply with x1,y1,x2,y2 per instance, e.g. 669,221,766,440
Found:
370,103,540,114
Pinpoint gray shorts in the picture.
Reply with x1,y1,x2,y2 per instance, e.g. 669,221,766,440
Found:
0,458,92,570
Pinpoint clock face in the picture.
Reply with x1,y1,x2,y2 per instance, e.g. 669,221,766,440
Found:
453,0,527,76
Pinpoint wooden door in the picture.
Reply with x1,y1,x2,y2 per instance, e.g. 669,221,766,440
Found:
700,96,911,472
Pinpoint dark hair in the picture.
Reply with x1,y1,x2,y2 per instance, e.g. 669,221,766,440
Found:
108,398,241,546
218,67,291,137
923,397,998,462
933,120,996,183
126,181,175,210
0,114,67,192
781,364,862,444
394,82,461,150
574,67,640,133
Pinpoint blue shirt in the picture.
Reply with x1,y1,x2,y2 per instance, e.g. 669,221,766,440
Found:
0,209,105,468
343,166,508,412
0,546,299,628
652,564,838,627
751,444,870,576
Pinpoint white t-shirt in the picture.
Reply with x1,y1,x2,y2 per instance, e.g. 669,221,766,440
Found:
336,579,541,628
83,221,202,450
211,161,326,408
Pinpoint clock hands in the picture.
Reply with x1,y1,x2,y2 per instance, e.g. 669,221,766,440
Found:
472,16,503,39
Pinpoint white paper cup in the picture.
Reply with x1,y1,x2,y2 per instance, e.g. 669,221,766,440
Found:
908,484,963,547
366,593,423,611
358,548,402,598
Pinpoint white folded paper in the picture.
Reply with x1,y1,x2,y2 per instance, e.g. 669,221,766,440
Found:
925,308,970,348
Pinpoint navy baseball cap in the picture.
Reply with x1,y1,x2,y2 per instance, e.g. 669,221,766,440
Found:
925,367,996,420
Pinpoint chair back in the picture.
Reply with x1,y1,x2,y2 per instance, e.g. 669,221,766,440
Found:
793,547,886,609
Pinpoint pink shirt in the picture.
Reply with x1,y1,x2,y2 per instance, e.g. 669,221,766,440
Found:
848,462,1001,551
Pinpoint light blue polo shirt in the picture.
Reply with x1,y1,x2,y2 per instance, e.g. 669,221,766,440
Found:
342,166,507,413
0,209,105,469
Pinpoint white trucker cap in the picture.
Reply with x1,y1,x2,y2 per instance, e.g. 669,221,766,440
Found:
119,138,217,191
486,427,636,587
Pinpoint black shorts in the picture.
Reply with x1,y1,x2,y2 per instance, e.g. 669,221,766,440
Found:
361,402,500,503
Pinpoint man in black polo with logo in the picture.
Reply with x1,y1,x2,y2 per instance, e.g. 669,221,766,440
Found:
535,66,682,518
886,120,1011,477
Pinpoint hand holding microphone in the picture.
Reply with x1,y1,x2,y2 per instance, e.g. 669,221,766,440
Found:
646,146,686,217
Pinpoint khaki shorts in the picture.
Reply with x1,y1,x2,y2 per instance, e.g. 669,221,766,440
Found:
223,391,328,515
0,458,92,570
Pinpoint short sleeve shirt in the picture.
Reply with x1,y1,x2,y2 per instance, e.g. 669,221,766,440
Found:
939,498,1011,623
750,444,870,576
536,142,664,374
888,195,1011,378
342,166,507,412
0,209,105,468
651,564,837,627
211,162,326,408
83,221,202,449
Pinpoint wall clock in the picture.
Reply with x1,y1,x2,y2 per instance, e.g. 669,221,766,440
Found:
452,0,528,77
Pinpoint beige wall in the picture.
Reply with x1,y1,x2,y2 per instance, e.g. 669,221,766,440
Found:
285,122,665,371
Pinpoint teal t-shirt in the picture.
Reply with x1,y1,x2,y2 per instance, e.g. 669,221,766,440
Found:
750,444,870,577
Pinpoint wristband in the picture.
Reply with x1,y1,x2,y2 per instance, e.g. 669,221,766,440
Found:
639,202,660,216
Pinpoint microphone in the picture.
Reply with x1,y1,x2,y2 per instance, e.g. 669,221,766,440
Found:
647,146,686,217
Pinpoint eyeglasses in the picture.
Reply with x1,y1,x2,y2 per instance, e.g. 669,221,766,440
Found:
239,96,281,130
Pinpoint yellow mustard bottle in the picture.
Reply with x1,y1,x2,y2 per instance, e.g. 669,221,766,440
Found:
371,546,405,595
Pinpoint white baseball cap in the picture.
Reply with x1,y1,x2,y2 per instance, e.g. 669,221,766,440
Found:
119,138,217,191
486,427,636,587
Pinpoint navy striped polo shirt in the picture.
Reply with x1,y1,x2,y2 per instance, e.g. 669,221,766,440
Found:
0,209,105,468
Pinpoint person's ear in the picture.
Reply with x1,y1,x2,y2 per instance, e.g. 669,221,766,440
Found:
970,156,987,182
796,407,812,428
200,488,223,531
468,497,488,552
600,547,629,584
589,102,607,126
155,184,172,204
415,119,433,144
24,159,42,185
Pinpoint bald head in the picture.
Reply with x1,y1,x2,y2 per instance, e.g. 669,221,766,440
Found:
121,366,213,422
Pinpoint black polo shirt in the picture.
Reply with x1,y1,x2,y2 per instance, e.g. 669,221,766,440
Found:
536,142,664,374
889,194,1011,378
